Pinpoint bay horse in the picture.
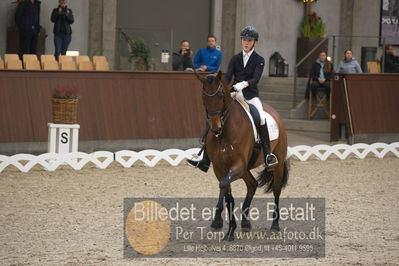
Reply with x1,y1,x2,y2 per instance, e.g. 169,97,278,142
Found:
195,71,289,241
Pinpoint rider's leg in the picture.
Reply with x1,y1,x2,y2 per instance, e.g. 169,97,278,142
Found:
246,97,278,168
186,123,211,172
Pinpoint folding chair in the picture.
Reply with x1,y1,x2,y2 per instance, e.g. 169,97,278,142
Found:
76,56,90,64
41,54,56,68
25,60,41,70
78,61,94,70
23,54,38,67
60,61,77,70
307,83,332,120
93,56,107,65
4,54,19,63
42,61,59,70
6,60,23,70
59,55,74,63
94,60,110,71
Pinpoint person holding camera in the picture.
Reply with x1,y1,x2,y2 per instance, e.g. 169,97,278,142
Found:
172,40,194,71
51,0,74,61
15,0,41,56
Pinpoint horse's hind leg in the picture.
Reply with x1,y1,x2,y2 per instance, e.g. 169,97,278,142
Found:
270,162,286,231
223,190,237,241
241,170,257,231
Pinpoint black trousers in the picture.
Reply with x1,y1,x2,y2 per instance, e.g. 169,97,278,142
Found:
310,80,330,98
20,28,39,55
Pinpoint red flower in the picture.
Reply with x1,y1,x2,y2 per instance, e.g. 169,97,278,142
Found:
53,87,79,99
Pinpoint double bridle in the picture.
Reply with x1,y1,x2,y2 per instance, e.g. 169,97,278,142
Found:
202,81,235,137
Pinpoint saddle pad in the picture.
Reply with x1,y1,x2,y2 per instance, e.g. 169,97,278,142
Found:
235,94,279,142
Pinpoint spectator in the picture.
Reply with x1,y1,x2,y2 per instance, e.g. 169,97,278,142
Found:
172,40,194,71
305,51,333,99
337,49,362,73
15,0,41,56
51,0,74,61
381,45,399,73
193,35,222,72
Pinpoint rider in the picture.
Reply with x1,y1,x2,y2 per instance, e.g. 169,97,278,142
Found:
187,26,278,172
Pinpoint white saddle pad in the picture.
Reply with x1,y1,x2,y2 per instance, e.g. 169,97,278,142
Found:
235,95,279,142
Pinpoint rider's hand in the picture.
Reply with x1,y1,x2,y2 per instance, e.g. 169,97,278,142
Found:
233,81,248,91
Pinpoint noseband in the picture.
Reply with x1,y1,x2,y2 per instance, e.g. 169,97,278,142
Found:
202,81,235,137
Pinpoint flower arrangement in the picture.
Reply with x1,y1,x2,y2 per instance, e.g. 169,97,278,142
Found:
52,87,79,124
301,11,325,37
52,87,79,99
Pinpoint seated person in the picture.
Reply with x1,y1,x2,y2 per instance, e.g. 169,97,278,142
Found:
172,40,194,71
337,49,362,73
305,51,333,99
193,35,222,72
381,45,399,73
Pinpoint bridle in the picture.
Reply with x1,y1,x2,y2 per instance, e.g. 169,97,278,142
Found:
202,80,235,137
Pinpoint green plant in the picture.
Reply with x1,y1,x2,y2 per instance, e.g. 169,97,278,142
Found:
128,39,152,71
301,11,325,37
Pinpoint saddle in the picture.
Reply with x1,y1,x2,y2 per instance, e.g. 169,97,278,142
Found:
234,94,279,142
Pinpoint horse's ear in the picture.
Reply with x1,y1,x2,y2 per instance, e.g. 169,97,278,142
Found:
216,70,223,81
227,75,235,88
195,72,206,84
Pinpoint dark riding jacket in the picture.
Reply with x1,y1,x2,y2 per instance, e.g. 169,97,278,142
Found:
224,50,265,100
309,60,333,81
51,6,74,35
15,0,41,33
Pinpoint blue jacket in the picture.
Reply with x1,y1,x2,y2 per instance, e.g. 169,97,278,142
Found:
193,47,222,71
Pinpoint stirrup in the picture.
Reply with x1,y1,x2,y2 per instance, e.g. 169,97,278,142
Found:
187,158,210,173
265,153,278,168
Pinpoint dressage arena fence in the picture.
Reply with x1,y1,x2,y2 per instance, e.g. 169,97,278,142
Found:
0,142,398,173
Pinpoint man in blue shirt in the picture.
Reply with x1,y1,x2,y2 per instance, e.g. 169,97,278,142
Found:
193,35,222,71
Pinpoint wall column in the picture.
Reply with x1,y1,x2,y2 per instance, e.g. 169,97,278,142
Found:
88,0,117,70
221,0,237,71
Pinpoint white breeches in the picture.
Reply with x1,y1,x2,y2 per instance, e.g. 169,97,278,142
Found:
238,91,266,125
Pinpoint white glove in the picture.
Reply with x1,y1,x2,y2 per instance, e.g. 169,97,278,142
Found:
233,81,248,91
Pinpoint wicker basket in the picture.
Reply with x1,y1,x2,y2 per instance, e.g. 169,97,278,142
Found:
52,98,78,124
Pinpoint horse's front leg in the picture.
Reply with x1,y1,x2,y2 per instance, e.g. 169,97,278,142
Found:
223,190,237,241
241,171,258,231
210,186,226,230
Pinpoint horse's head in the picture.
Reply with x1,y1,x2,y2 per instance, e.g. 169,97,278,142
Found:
197,70,232,138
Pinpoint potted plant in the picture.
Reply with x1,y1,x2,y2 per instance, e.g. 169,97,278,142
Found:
121,31,152,71
296,0,328,77
128,39,152,71
52,87,79,124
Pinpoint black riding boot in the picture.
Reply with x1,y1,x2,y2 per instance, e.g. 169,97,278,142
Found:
259,124,278,169
187,146,211,173
187,123,211,173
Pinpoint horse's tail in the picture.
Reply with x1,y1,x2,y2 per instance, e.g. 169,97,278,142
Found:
257,159,290,193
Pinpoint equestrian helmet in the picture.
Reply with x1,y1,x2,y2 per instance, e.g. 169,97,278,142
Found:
240,26,259,41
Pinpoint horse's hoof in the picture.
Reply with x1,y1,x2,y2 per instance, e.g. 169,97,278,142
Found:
223,233,235,242
210,219,223,230
241,220,252,232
